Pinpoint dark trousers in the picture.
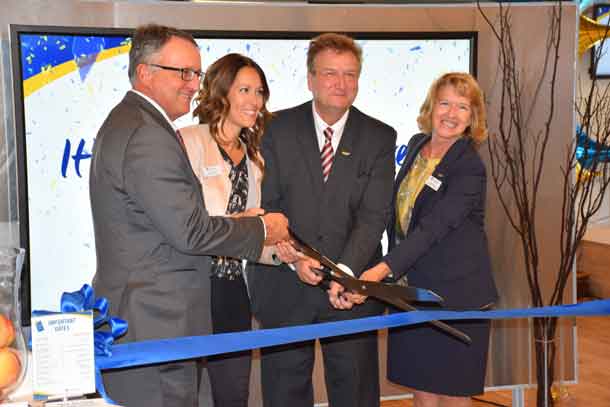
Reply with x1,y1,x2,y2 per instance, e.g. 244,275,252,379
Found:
207,275,252,407
260,331,380,407
103,360,200,407
259,296,382,407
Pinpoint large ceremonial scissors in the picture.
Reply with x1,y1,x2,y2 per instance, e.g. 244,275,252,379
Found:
288,228,472,344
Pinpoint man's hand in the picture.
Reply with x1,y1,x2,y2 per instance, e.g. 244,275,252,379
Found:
295,256,323,285
275,240,302,264
327,281,354,310
262,212,289,245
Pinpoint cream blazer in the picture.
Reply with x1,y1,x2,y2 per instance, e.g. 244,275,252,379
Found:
179,123,277,265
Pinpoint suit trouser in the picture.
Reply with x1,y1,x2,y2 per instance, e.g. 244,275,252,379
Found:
260,330,380,407
207,275,252,407
103,359,203,407
258,295,382,407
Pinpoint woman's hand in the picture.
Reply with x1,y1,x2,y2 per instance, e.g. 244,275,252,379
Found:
231,207,265,218
294,256,324,286
347,262,393,305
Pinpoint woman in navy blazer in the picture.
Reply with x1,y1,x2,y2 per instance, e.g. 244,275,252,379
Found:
354,73,498,407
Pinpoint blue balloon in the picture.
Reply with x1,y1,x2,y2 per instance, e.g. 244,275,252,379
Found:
575,125,610,169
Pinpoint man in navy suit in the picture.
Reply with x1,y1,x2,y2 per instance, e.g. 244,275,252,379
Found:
248,33,397,407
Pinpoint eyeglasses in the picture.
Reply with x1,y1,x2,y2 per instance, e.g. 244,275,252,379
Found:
147,63,203,82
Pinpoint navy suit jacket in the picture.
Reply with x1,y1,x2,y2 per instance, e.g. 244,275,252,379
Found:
384,133,498,309
248,101,396,327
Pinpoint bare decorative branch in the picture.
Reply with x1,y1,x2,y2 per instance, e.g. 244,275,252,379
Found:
478,1,610,405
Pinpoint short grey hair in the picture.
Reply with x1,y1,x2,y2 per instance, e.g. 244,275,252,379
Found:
128,24,197,85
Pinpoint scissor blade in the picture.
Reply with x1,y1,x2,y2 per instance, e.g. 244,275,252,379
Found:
379,283,444,303
288,228,471,344
390,299,472,345
339,278,442,304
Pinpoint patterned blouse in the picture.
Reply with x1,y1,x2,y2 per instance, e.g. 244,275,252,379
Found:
395,152,441,239
210,147,249,280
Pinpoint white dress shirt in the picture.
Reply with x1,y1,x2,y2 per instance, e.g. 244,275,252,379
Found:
311,103,350,153
130,89,178,133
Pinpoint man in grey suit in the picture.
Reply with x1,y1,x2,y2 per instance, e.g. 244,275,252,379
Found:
90,24,288,407
248,33,397,407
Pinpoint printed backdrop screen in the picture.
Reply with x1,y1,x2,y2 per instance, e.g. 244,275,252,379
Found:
11,26,474,317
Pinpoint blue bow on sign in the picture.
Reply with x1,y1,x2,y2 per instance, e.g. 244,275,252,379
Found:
60,284,128,357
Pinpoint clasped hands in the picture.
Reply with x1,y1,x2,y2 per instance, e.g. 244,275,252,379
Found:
231,208,393,310
271,234,394,310
231,207,290,245
288,258,393,310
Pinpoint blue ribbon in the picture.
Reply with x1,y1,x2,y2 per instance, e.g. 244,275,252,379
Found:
96,299,610,371
48,285,610,404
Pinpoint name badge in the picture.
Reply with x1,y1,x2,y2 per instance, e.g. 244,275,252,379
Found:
203,166,221,177
425,175,442,191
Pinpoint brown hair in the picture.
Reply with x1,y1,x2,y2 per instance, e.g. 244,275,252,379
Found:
307,33,362,74
417,72,488,144
128,24,197,86
193,53,271,172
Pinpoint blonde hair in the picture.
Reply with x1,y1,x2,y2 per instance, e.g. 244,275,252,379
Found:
417,72,488,144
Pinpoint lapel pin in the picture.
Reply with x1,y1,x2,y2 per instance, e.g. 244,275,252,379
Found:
340,150,351,156
425,175,442,191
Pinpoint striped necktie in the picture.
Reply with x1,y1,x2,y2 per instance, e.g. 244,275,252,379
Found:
321,127,334,182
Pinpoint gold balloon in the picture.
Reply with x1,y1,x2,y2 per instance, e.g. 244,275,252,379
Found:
579,14,610,56
576,161,601,182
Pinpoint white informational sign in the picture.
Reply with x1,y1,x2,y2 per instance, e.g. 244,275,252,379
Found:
31,312,95,400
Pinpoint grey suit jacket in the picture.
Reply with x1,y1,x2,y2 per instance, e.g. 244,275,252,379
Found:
248,101,396,327
90,91,264,342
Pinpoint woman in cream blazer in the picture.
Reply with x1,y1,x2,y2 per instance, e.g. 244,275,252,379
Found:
179,53,278,407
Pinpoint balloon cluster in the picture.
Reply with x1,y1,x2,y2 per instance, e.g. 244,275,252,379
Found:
575,126,610,181
575,1,610,181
